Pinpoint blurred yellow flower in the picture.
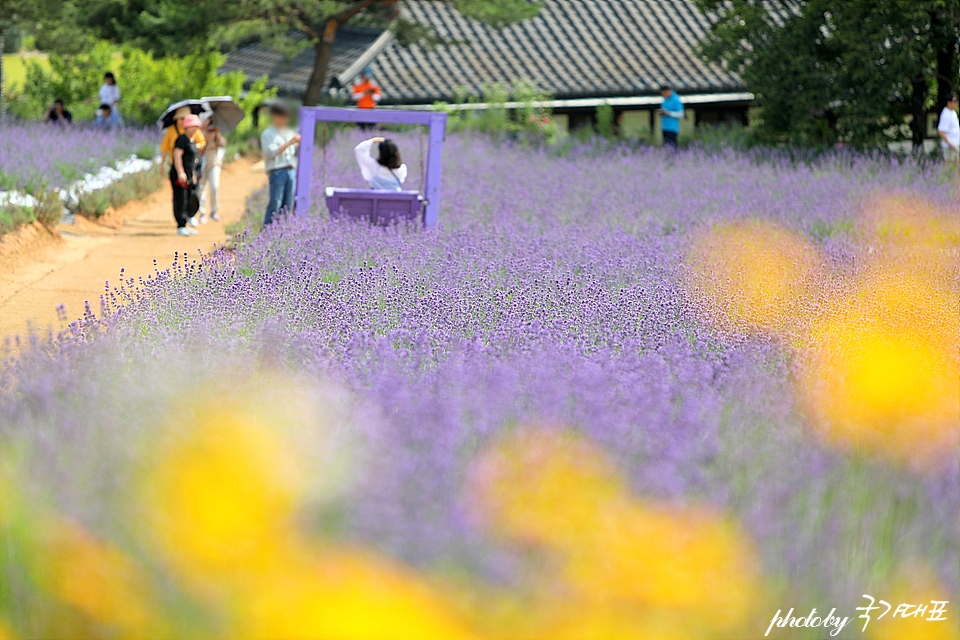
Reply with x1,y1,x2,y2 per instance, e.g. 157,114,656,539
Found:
0,618,14,640
801,271,960,464
547,605,698,640
238,548,476,640
466,428,624,547
30,519,157,635
687,220,820,335
466,428,762,638
142,404,302,586
565,503,759,628
861,195,960,251
867,567,960,640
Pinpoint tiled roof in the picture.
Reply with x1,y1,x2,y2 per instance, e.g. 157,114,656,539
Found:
221,28,383,97
373,0,743,105
223,0,745,103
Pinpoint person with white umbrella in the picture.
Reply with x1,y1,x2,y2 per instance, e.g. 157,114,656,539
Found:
196,97,245,223
170,114,203,236
197,114,226,223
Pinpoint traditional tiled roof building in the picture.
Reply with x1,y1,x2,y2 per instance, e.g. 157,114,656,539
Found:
224,0,754,135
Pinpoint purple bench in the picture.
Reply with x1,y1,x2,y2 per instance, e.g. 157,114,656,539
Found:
325,187,424,225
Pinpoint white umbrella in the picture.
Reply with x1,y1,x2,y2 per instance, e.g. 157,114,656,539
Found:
200,96,246,134
157,99,209,129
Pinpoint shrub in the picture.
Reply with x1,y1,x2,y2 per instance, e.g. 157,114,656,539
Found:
596,102,614,139
10,43,276,129
32,189,65,228
74,169,163,219
0,205,35,236
440,80,557,142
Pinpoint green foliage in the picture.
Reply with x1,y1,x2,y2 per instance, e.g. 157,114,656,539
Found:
440,80,559,142
596,103,614,139
32,188,64,227
73,169,163,219
451,0,541,27
0,205,35,236
10,40,113,121
696,0,960,147
68,0,542,106
76,0,231,57
10,41,276,127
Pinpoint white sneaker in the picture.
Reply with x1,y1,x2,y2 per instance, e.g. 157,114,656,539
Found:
189,216,200,227
199,214,209,224
177,226,197,236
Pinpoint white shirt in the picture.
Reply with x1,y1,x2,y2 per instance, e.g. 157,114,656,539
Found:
98,83,121,108
260,126,299,172
938,107,960,148
354,139,408,191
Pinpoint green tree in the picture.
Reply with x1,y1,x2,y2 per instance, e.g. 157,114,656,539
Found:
0,0,62,112
696,0,960,148
76,0,542,106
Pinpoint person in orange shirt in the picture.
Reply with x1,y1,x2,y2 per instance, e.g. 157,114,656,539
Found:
351,67,382,110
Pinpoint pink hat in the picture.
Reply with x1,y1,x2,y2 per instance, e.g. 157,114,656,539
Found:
182,114,201,128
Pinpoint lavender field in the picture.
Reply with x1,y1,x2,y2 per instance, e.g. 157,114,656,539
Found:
0,120,155,192
1,131,958,638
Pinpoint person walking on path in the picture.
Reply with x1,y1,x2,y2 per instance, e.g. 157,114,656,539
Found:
197,122,226,223
351,67,382,110
97,72,122,126
260,103,301,226
161,107,206,225
938,95,960,165
171,114,203,236
657,84,684,149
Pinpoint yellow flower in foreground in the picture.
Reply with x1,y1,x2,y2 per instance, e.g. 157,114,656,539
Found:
867,567,960,640
564,503,758,627
801,271,960,465
466,429,761,637
30,519,157,635
0,619,14,640
143,404,302,587
860,194,960,268
467,428,624,546
238,549,476,640
687,220,820,335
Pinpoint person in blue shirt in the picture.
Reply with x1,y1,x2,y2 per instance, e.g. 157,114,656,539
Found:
94,103,117,129
657,84,684,148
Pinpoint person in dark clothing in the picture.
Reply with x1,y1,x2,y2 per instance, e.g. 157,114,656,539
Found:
171,114,202,236
44,99,73,125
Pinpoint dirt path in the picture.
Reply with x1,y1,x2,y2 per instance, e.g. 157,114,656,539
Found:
0,157,266,340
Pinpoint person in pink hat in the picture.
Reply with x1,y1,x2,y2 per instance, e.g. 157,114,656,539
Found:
171,113,202,236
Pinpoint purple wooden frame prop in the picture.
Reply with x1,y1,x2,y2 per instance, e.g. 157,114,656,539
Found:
294,106,448,229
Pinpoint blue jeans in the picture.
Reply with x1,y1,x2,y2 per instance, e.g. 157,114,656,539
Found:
264,167,295,225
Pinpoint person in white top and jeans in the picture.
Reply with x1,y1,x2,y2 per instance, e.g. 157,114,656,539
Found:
354,137,408,191
97,72,122,126
937,94,960,164
260,103,301,225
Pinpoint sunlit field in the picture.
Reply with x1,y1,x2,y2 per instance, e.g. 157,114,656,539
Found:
1,132,958,638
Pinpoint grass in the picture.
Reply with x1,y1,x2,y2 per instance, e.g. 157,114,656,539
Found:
73,170,163,219
0,204,35,236
2,54,50,91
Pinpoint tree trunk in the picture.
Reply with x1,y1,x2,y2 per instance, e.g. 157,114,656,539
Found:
933,9,957,114
0,31,6,117
937,47,956,112
303,19,338,106
910,77,928,151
